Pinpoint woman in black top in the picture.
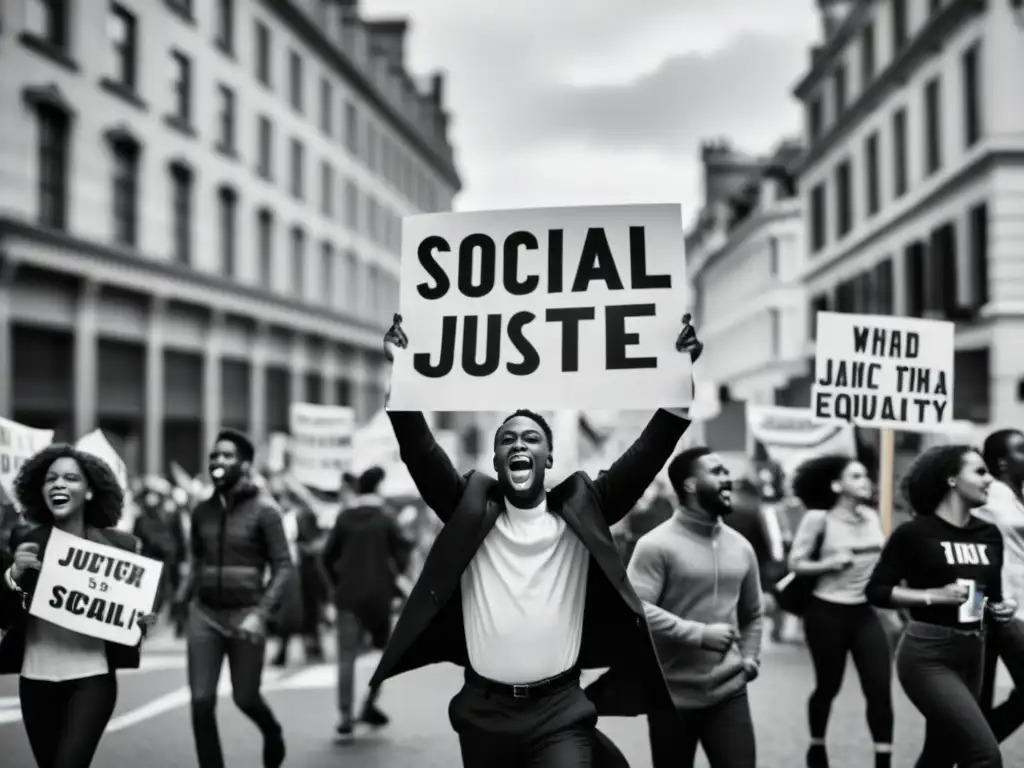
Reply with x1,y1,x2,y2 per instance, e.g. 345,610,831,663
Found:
866,445,1016,768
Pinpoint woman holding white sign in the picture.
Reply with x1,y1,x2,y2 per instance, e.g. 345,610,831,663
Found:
866,445,1016,768
0,444,157,768
788,455,892,768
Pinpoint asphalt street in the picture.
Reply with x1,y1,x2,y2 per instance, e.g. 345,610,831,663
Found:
2,629,1024,767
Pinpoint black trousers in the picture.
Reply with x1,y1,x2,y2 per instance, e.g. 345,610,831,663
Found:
803,597,894,744
896,621,1001,768
186,606,282,768
449,670,598,767
981,614,1024,742
648,689,755,768
20,672,118,768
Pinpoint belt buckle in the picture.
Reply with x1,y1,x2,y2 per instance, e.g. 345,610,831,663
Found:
512,684,529,699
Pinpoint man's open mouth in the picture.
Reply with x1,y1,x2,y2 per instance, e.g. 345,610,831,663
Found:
211,467,226,480
719,488,732,504
507,454,534,487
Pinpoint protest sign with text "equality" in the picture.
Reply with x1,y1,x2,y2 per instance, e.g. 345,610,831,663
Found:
30,528,163,646
388,204,693,412
811,312,954,433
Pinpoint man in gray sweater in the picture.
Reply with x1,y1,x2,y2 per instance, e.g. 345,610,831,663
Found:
628,446,763,768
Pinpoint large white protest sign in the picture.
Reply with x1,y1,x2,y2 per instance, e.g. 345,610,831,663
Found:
389,204,692,412
0,417,54,503
30,528,163,646
811,312,954,433
289,403,355,491
747,403,857,478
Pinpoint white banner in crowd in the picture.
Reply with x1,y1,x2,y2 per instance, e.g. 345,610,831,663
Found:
0,417,54,503
812,312,954,432
288,403,355,492
30,528,163,646
76,430,129,492
747,403,857,479
389,203,692,412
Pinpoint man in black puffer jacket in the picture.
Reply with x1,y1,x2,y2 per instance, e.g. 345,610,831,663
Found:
175,428,293,768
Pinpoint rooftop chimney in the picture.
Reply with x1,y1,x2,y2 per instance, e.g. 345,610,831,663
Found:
699,139,766,205
364,19,408,72
429,71,445,108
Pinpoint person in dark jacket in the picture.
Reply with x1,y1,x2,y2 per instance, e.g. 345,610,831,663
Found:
175,429,293,768
322,465,411,741
0,444,156,768
132,480,177,616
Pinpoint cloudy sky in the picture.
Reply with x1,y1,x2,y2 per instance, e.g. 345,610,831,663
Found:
362,0,822,226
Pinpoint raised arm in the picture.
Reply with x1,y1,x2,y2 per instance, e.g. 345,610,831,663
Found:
628,535,707,648
383,315,466,522
592,316,704,526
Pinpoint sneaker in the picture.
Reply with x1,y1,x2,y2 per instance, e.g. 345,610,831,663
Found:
360,705,389,728
335,720,354,744
263,730,286,768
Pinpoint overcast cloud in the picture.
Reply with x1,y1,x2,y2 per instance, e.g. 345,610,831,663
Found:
361,1,821,222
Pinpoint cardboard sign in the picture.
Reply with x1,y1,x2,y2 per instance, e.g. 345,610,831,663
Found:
0,418,54,505
288,403,355,491
811,312,954,432
746,403,857,478
389,203,692,411
76,430,128,493
30,528,163,646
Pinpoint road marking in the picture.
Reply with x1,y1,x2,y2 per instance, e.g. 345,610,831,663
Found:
269,654,379,692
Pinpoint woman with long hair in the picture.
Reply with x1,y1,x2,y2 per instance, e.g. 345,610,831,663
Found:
867,445,1016,768
789,454,892,768
0,443,156,767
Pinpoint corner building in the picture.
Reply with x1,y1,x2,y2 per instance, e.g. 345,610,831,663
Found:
787,0,1024,431
0,0,461,476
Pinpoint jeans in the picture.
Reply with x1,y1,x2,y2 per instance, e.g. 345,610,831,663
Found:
20,672,118,768
896,621,1001,768
336,609,379,717
803,598,894,744
648,689,756,768
186,606,283,768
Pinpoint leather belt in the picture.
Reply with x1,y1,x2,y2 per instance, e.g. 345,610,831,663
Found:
465,666,581,700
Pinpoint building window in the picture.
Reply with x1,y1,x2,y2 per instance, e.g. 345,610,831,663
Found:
366,122,378,171
345,101,358,155
832,64,847,119
256,208,273,289
345,179,359,230
320,161,333,217
892,0,907,53
904,240,926,316
860,22,875,87
809,294,830,339
344,250,358,310
165,0,191,20
807,96,823,140
767,237,779,276
107,3,137,91
217,186,237,277
290,225,305,297
962,44,981,148
874,258,894,315
835,160,852,238
254,20,271,87
215,84,235,154
214,0,233,54
111,140,140,247
810,183,826,253
288,49,302,112
892,107,908,198
169,50,191,124
367,196,379,242
319,77,332,137
968,203,988,307
865,132,880,217
289,138,304,199
924,78,942,175
170,163,193,264
256,115,272,180
37,106,70,230
321,241,334,305
26,0,70,49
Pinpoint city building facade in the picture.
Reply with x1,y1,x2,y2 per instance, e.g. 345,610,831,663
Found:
685,139,808,451
0,0,460,475
787,0,1024,432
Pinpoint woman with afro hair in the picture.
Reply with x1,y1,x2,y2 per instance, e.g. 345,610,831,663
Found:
0,443,157,767
788,454,891,768
867,445,1017,768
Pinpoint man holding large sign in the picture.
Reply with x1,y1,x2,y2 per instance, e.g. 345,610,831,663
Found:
373,279,705,767
388,204,693,412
